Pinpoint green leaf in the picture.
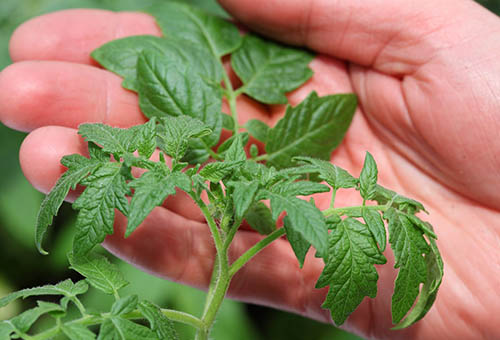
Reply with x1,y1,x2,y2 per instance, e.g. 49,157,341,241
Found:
284,216,310,268
127,169,189,237
136,50,222,161
0,279,87,308
264,190,328,254
105,318,158,340
216,133,249,155
157,116,212,160
138,301,179,340
78,121,156,157
91,35,221,91
271,180,330,197
199,161,244,182
266,91,357,169
359,152,378,200
0,322,13,340
373,185,426,214
9,301,64,333
72,163,130,256
406,214,437,239
362,208,387,251
232,34,313,104
148,2,242,58
136,119,158,159
316,218,386,325
394,237,443,329
36,155,101,254
224,133,247,162
111,295,138,316
244,202,276,235
244,119,269,143
68,252,129,296
222,113,234,130
384,208,430,324
61,324,96,340
229,181,259,220
294,156,358,189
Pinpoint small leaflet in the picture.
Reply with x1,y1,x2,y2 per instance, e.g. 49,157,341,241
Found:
244,119,269,143
199,161,244,183
111,295,138,316
157,116,212,161
230,181,260,220
359,152,378,201
373,185,426,214
68,252,129,296
0,279,88,308
9,301,65,333
35,155,102,254
98,317,158,340
362,208,387,251
265,92,357,169
72,163,130,257
264,189,328,255
244,202,276,235
139,300,179,340
284,216,311,268
127,169,190,237
392,237,443,328
293,156,358,189
79,119,157,159
232,34,314,104
316,218,386,325
384,208,430,324
61,324,97,340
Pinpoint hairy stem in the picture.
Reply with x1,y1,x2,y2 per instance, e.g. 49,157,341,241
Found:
191,193,224,262
229,227,286,277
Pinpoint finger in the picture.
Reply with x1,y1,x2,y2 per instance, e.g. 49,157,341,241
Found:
10,9,160,65
19,126,203,221
0,59,270,133
218,0,496,75
0,61,146,132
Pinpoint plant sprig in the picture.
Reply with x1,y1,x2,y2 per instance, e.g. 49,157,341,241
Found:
1,2,443,339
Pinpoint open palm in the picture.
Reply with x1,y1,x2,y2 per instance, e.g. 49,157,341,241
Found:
0,0,499,339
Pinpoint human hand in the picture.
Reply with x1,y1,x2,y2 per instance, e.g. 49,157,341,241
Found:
0,1,499,339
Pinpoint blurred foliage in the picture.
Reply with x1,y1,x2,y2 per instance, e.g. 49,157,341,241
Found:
0,0,498,339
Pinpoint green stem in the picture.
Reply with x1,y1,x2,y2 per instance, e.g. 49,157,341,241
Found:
191,194,224,261
223,217,242,251
71,297,87,317
254,153,268,162
196,240,230,340
229,228,286,277
31,308,204,340
205,146,223,161
222,72,240,134
329,187,337,209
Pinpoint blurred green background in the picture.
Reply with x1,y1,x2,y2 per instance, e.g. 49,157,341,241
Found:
0,0,498,339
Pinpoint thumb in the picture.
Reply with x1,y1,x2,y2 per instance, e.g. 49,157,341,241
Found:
218,0,497,75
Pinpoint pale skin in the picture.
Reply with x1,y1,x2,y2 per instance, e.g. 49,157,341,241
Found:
0,0,499,339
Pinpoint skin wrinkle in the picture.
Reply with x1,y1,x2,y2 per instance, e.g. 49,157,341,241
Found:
103,68,112,125
298,0,315,47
